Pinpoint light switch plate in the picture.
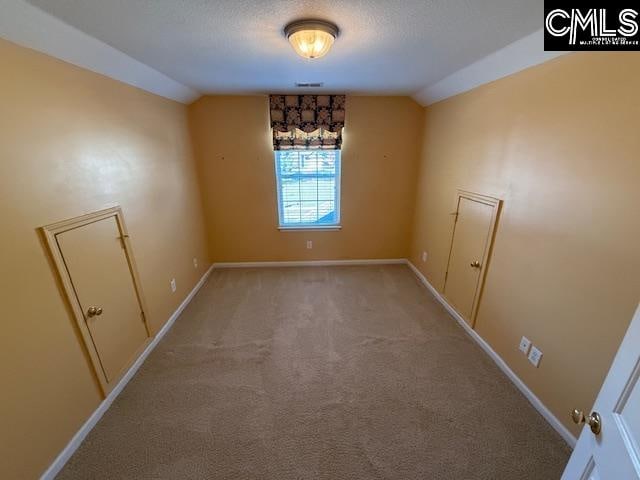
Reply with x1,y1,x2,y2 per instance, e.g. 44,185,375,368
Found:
170,278,177,293
306,240,313,249
519,336,531,355
422,251,428,262
528,345,543,367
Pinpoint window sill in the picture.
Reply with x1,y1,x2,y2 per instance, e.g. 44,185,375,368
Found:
278,225,342,232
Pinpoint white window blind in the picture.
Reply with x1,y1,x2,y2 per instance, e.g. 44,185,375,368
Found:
275,150,341,228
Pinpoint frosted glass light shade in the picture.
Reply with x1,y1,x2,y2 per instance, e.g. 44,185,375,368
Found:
285,20,338,59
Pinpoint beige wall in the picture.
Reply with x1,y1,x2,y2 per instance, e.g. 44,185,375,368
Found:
189,95,424,262
410,52,640,435
0,39,209,479
4,33,639,479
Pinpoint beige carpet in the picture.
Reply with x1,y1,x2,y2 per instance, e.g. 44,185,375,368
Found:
56,265,570,479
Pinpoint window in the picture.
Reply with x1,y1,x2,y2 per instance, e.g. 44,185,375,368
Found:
275,149,341,228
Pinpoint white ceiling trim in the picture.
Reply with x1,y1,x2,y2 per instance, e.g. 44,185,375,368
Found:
0,0,199,104
412,29,568,106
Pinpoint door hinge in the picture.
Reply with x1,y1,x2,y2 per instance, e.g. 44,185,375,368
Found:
140,310,146,323
118,234,130,249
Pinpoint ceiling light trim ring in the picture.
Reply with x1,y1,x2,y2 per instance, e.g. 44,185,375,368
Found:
284,20,340,39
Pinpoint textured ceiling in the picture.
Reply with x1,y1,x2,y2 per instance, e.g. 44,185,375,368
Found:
26,0,543,96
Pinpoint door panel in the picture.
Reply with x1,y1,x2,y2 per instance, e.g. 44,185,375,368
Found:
579,458,600,480
562,304,640,479
56,216,148,383
616,365,640,466
444,197,494,324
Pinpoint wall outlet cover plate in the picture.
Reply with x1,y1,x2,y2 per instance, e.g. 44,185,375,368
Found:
519,336,531,355
528,345,543,367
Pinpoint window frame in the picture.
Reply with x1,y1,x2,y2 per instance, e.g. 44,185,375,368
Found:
274,149,342,231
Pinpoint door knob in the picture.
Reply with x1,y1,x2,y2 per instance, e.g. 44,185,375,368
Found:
86,306,103,318
470,261,481,268
571,408,601,435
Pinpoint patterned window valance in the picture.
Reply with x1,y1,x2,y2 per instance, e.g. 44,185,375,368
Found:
269,95,345,150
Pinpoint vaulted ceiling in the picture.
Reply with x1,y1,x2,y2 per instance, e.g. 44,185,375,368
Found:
24,0,544,99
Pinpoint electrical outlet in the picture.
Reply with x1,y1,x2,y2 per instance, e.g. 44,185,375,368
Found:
422,251,428,262
528,345,543,367
193,257,198,269
306,240,313,249
519,336,531,355
170,278,177,293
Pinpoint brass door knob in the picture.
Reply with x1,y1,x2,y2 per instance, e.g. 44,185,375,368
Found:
571,408,601,435
470,261,481,268
86,306,103,318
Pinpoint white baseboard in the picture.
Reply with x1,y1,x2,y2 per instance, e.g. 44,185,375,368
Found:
405,261,577,448
40,265,214,480
212,258,406,269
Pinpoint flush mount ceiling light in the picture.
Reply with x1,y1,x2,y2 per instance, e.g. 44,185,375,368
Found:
284,20,339,59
